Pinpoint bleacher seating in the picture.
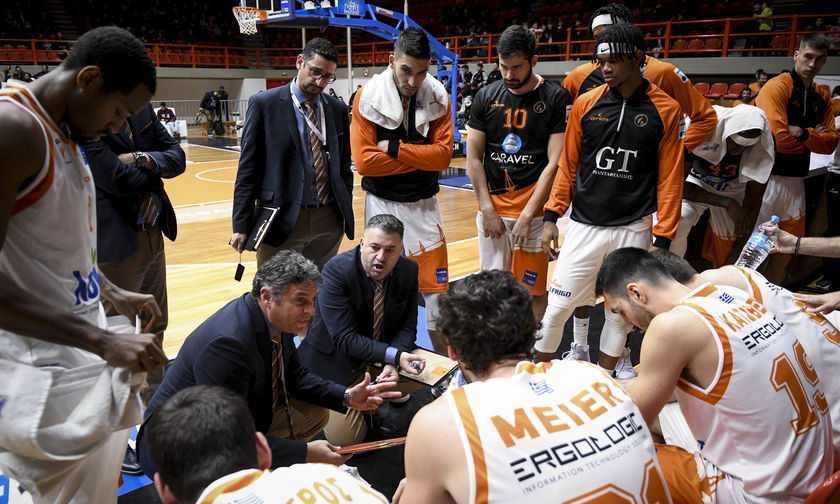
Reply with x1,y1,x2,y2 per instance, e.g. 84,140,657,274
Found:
705,82,728,99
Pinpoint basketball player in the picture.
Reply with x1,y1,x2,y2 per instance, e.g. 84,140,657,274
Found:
395,270,671,504
466,25,571,318
670,104,773,266
755,33,838,284
652,249,840,459
597,248,832,502
146,385,388,504
0,26,166,503
561,2,717,365
536,24,684,374
351,27,454,352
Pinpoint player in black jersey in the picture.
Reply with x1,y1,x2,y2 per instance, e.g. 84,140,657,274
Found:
466,25,571,318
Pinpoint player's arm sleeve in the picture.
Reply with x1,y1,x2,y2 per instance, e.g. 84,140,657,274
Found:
350,87,417,177
543,98,583,222
755,78,802,153
660,68,717,152
396,101,455,172
652,103,686,248
802,92,840,154
231,95,264,234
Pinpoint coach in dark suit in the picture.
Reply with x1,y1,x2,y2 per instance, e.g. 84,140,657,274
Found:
230,37,354,270
82,103,185,404
298,214,425,445
136,251,398,477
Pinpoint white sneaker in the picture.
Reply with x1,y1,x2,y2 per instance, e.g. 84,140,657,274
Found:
614,347,637,379
561,342,590,362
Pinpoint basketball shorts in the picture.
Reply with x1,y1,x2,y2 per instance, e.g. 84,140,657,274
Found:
365,193,449,293
673,198,741,267
476,211,548,296
537,217,652,352
756,175,806,236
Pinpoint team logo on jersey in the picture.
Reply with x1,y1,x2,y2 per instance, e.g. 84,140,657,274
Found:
533,101,546,114
634,114,648,127
589,113,610,122
502,133,523,154
674,67,688,83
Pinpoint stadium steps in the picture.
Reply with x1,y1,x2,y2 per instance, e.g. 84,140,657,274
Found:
43,0,79,39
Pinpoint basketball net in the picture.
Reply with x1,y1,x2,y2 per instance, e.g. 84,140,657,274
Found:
233,6,267,35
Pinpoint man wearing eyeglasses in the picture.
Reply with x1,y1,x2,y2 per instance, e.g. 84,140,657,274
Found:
231,37,354,271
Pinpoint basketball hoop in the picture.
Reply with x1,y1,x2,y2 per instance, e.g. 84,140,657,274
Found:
233,6,267,35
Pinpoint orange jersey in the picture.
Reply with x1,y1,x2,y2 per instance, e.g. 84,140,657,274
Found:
545,80,684,248
748,81,763,96
561,57,717,152
350,85,454,202
755,70,839,177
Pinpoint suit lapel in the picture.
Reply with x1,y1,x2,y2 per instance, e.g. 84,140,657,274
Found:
324,101,340,177
282,85,305,158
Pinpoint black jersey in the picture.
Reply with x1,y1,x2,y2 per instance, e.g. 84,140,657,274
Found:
688,151,743,192
469,79,571,215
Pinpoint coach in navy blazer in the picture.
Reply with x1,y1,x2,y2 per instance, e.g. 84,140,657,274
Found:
230,38,353,269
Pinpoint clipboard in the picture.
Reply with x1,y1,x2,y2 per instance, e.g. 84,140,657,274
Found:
372,348,458,388
336,437,406,455
243,205,279,251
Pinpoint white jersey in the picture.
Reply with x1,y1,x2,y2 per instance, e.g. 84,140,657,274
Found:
195,465,389,504
723,265,840,453
675,283,833,502
0,81,104,369
447,360,671,504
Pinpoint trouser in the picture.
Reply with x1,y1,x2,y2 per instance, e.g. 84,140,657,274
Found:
99,224,168,405
267,397,332,442
256,205,344,272
200,107,216,135
323,368,422,446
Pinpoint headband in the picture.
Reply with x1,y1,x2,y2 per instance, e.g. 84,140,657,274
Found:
596,42,636,55
591,14,614,30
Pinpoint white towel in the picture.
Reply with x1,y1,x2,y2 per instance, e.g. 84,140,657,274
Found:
357,66,449,137
690,104,775,184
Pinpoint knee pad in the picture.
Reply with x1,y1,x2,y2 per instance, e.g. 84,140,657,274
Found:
423,292,440,332
600,308,628,357
533,303,576,353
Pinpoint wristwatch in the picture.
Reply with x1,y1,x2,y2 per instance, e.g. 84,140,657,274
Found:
132,151,147,169
342,388,350,408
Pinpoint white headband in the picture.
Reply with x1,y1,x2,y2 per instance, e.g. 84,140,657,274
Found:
591,14,613,30
596,42,635,55
731,133,761,146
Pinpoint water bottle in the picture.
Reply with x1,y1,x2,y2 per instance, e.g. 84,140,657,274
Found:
734,215,781,270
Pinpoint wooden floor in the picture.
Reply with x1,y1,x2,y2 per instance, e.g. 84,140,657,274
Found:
162,131,482,356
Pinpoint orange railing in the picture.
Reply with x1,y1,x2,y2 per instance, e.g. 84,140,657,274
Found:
2,14,838,69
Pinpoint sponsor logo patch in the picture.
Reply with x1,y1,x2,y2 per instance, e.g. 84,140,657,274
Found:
436,267,448,284
522,270,537,286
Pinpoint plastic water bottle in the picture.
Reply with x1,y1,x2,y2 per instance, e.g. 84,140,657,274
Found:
734,215,781,269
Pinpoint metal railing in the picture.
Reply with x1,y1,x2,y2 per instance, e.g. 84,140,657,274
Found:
2,13,838,68
151,100,250,125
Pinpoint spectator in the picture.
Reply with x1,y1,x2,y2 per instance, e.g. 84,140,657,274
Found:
348,84,362,110
328,87,337,97
470,61,485,93
757,1,774,48
33,65,49,79
485,61,502,84
22,72,32,82
218,85,229,122
748,69,769,96
199,89,219,136
157,101,180,138
2,64,10,82
734,87,755,105
11,65,24,81
460,64,472,88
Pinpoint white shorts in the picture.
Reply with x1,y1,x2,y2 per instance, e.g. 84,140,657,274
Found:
547,217,653,309
365,193,449,293
672,198,741,267
756,175,806,236
477,211,548,295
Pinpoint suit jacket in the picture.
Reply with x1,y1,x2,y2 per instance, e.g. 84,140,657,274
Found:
232,83,354,246
81,104,185,262
140,293,346,469
298,247,418,385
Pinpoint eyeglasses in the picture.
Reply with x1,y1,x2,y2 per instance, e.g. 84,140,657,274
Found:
304,62,336,84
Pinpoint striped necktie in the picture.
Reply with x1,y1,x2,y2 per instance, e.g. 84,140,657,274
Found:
271,336,296,439
305,100,329,204
373,280,384,341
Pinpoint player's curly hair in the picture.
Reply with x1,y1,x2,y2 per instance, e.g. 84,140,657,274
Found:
593,22,646,63
439,270,538,375
63,26,156,94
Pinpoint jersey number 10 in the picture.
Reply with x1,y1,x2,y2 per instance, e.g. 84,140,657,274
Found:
503,108,528,129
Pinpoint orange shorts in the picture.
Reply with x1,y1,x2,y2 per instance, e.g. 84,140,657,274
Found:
476,211,548,296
